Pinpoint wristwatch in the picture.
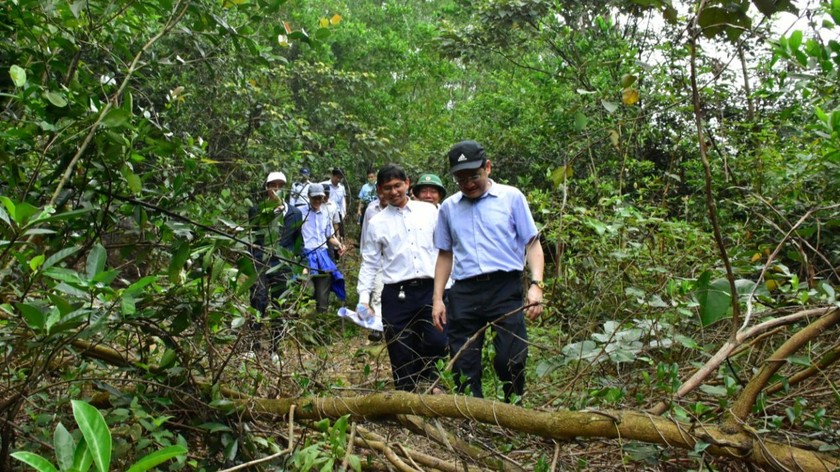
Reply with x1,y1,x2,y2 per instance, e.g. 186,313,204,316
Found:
529,280,545,290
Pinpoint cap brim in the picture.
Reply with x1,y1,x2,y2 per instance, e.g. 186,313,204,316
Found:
449,160,485,174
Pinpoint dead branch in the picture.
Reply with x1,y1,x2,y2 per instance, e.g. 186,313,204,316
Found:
357,426,475,472
648,306,838,415
765,342,840,396
397,414,518,471
726,308,840,426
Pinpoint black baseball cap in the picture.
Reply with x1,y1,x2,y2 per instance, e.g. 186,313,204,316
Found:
448,140,486,174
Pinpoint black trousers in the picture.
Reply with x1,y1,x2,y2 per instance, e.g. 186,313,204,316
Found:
381,280,448,392
447,271,528,401
312,274,332,313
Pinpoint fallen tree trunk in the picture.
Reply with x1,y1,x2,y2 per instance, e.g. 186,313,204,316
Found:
70,334,840,471
242,392,839,472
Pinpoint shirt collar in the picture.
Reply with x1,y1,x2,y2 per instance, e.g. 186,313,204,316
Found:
451,179,497,204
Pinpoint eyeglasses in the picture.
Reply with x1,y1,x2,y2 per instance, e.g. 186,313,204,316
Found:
453,172,482,186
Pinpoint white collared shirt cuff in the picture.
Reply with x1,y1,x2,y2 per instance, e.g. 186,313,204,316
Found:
358,292,371,305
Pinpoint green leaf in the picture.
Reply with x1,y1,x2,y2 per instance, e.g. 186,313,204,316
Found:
124,276,157,297
347,454,362,472
101,107,131,128
10,65,27,88
17,303,45,331
620,74,637,88
125,445,187,472
788,30,803,51
198,422,232,433
45,91,68,108
699,384,727,397
54,423,76,472
43,246,81,271
169,241,190,283
694,272,732,326
120,165,142,195
72,437,94,472
72,401,111,472
30,254,45,271
573,111,588,130
86,244,107,281
10,452,58,472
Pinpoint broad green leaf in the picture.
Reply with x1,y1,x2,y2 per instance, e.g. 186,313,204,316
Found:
169,241,190,283
573,111,588,130
29,254,45,271
120,165,142,195
43,246,81,271
125,445,187,472
550,166,573,188
788,30,803,51
121,295,136,315
45,91,68,107
198,422,233,433
694,272,731,326
124,276,157,297
10,452,57,472
699,384,727,397
347,454,361,472
620,74,637,88
17,303,45,331
72,437,93,472
86,244,107,281
10,65,27,87
101,107,131,128
72,401,111,472
54,423,76,472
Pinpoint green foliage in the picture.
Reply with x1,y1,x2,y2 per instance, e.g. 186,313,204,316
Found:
12,400,186,472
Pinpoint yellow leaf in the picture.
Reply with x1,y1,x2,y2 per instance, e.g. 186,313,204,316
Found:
609,129,620,149
319,17,329,28
622,87,640,105
283,21,292,34
751,252,762,263
765,279,778,292
330,14,342,25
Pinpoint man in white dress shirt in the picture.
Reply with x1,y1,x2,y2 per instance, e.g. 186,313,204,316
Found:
358,164,447,392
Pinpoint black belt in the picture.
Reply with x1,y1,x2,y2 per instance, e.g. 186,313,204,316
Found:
458,270,521,283
385,277,433,288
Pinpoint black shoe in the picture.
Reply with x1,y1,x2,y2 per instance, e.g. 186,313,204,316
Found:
367,330,383,342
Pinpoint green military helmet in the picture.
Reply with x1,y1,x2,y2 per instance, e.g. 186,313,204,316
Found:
414,173,447,198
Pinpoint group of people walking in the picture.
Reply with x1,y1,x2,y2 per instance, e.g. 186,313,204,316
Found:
249,140,545,402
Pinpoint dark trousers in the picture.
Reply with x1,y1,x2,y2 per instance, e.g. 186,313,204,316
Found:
448,271,528,401
312,274,331,313
249,264,292,352
381,280,448,391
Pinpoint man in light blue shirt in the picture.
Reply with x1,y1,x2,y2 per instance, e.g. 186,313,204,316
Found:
432,140,544,402
356,170,377,223
302,185,346,313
